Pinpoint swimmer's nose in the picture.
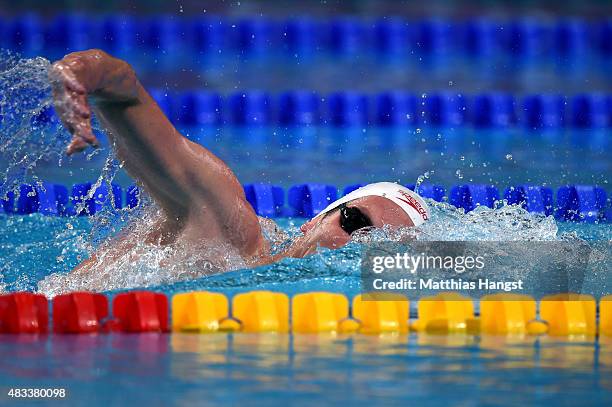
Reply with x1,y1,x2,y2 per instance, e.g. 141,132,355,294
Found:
300,218,316,234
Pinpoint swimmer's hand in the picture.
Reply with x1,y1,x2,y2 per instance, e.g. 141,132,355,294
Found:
49,59,99,155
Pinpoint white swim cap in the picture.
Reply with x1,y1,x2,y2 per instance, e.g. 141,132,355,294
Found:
316,182,430,227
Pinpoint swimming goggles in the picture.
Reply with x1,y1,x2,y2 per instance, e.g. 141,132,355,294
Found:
338,203,373,235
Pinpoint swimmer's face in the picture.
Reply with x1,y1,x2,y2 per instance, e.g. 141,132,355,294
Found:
299,196,415,250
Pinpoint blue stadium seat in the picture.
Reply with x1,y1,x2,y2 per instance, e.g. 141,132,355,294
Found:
16,184,39,214
97,14,137,54
228,91,271,126
462,19,501,57
450,185,500,211
328,18,368,55
374,18,414,56
282,18,319,57
44,13,92,54
556,185,607,222
504,185,554,215
278,91,320,126
417,19,455,56
288,184,338,217
175,91,222,126
243,183,284,217
126,185,141,209
191,17,226,54
472,93,517,128
406,184,446,202
376,92,418,126
503,19,551,58
234,18,275,55
36,183,69,216
522,94,565,129
6,14,43,55
554,19,588,57
422,92,467,127
571,94,610,128
327,92,369,127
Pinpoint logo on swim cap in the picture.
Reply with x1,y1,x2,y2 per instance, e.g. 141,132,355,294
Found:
397,190,429,221
314,182,431,227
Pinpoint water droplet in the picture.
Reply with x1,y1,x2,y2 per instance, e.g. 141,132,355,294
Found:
506,154,513,160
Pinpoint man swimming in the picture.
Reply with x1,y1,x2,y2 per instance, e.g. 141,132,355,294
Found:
49,49,430,273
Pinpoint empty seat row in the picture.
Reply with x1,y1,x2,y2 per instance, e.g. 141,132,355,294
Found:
1,182,609,223
0,182,139,216
34,91,612,128
3,14,611,60
280,183,609,222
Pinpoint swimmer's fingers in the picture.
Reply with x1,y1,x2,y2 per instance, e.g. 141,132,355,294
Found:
49,65,99,155
52,87,90,121
66,120,98,155
49,61,86,94
53,90,99,155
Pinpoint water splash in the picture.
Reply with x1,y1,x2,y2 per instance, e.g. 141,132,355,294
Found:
0,51,115,198
414,170,434,189
148,203,608,299
0,51,250,296
34,200,571,296
418,200,559,241
37,203,249,296
0,51,608,298
0,51,67,198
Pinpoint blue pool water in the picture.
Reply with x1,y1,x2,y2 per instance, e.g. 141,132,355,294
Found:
1,333,611,406
0,51,610,191
1,207,610,295
0,208,611,406
45,125,611,189
0,35,611,406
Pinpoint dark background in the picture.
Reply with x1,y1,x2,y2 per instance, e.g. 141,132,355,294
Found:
1,0,611,17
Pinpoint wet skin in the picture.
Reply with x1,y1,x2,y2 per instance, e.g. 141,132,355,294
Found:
49,49,415,272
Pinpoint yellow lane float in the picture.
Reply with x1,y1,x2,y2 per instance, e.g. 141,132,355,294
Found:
232,291,289,333
539,294,596,336
172,291,229,333
292,292,349,333
411,292,474,334
127,290,611,338
477,293,540,335
352,294,409,334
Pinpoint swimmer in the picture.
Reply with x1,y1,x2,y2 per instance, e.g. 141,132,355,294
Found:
49,49,430,272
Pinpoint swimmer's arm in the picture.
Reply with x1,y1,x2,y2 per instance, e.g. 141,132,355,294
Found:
49,49,138,154
50,50,263,253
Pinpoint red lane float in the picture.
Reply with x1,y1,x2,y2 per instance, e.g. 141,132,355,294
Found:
106,291,169,333
0,293,48,334
53,292,108,334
